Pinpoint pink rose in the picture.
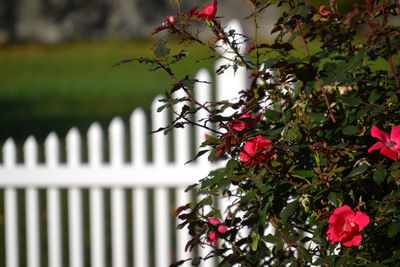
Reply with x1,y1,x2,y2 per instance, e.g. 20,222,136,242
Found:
319,6,332,17
208,217,228,244
326,205,370,247
230,112,262,132
240,135,273,167
192,0,217,20
368,125,400,161
208,232,220,244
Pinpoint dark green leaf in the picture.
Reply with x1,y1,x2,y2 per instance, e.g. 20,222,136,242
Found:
374,168,387,185
280,200,298,223
388,222,400,238
346,164,369,178
264,110,280,122
342,125,358,135
291,170,316,178
340,96,363,107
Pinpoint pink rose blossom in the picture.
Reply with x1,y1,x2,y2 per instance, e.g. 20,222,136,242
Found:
326,205,370,247
368,125,400,161
319,6,332,17
193,0,217,20
230,112,262,132
208,232,220,244
240,135,273,167
208,217,228,244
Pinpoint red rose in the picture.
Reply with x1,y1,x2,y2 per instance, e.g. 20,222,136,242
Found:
326,205,370,247
319,6,332,17
192,0,217,20
368,125,400,161
240,135,273,167
208,217,228,244
230,112,262,132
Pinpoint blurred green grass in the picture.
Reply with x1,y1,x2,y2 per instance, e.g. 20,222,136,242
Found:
0,40,214,145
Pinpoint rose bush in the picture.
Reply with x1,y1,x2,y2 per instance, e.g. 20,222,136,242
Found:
120,0,400,265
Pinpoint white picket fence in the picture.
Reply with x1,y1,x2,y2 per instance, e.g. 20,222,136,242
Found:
0,20,249,267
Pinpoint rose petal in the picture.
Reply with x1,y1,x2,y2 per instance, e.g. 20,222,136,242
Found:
391,126,400,144
217,225,228,234
208,232,219,244
380,146,398,161
368,142,385,153
342,234,362,247
353,211,370,231
209,218,222,225
371,126,390,143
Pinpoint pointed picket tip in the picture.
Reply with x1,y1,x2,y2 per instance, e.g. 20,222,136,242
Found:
130,109,148,166
109,117,124,136
45,132,60,166
88,122,103,141
195,68,211,83
130,108,146,125
88,122,103,166
109,117,125,165
66,127,81,166
3,138,17,167
215,19,247,58
24,135,38,166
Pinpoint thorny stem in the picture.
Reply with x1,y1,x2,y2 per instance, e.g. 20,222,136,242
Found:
213,21,253,69
385,36,400,88
154,59,223,134
296,24,337,123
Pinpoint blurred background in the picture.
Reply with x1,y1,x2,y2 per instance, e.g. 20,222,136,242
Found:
0,0,360,154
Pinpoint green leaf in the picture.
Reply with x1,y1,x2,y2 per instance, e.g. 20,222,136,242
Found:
327,192,343,206
280,200,298,223
241,190,257,204
388,222,400,238
264,110,280,122
291,169,316,178
313,255,337,265
340,96,363,107
251,234,260,251
342,125,358,135
154,39,170,58
346,164,369,178
262,234,281,244
345,48,367,71
374,168,387,185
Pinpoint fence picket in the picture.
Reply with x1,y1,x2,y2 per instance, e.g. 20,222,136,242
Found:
24,136,40,267
131,109,149,267
3,139,19,267
173,89,193,266
152,95,171,267
109,118,127,267
45,133,62,267
215,20,248,105
66,128,84,267
88,123,105,267
194,69,213,166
